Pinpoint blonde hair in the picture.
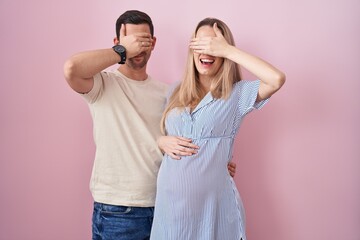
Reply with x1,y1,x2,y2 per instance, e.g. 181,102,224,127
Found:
160,18,242,134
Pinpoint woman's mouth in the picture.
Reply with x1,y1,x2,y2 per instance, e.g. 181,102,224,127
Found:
200,58,214,65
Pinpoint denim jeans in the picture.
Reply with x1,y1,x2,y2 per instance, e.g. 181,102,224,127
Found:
92,202,154,240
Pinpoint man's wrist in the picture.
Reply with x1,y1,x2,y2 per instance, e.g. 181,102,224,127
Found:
112,45,126,64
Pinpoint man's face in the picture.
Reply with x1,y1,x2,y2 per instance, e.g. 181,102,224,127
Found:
124,23,154,70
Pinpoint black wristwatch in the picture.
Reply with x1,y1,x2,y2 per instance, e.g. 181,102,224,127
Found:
112,45,126,64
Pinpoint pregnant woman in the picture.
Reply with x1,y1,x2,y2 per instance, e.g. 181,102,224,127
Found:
150,17,286,240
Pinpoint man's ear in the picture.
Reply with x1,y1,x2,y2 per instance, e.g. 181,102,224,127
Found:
151,36,157,50
113,37,119,45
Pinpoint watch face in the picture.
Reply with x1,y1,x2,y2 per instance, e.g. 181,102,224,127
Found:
113,45,126,64
115,45,125,53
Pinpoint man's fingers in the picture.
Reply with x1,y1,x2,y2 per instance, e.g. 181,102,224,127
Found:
227,162,236,178
135,33,152,44
119,24,126,39
228,162,236,168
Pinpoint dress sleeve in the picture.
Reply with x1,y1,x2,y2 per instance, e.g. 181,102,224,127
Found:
81,72,105,104
237,80,269,116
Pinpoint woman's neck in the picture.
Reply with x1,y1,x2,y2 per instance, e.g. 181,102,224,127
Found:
198,76,211,92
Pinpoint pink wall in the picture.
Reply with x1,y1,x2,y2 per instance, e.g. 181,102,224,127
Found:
0,0,359,239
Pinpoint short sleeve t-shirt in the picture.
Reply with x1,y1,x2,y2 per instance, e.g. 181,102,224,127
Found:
82,70,168,207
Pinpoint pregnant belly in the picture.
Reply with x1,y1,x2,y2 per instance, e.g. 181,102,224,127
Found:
155,154,235,222
157,154,229,201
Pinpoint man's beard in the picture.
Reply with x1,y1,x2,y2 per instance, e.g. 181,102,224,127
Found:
127,52,149,70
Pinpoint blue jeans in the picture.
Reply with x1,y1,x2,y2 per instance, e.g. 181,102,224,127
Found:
92,202,154,240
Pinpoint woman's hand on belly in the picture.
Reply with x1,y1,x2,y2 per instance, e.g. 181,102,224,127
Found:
157,135,199,160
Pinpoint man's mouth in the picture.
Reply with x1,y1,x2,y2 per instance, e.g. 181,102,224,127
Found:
131,52,146,60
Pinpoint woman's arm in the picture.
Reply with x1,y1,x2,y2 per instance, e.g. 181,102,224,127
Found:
224,46,286,101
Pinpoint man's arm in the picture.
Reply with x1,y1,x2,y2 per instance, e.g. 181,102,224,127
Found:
63,49,120,93
63,24,153,93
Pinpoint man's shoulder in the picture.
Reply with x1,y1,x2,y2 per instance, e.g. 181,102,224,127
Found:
149,78,170,90
95,70,117,82
150,77,169,86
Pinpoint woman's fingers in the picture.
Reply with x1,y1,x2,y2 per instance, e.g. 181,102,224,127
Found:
176,146,197,155
168,152,181,160
162,136,200,159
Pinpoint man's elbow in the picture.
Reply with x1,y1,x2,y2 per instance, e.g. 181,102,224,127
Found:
63,59,77,84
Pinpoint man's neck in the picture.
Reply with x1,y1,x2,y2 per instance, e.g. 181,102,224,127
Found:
117,65,148,81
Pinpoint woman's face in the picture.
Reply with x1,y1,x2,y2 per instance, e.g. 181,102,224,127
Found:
193,25,223,79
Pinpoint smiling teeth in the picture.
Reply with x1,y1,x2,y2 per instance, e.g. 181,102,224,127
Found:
201,59,214,63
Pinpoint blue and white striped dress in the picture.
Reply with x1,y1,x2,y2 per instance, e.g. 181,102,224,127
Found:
150,80,268,240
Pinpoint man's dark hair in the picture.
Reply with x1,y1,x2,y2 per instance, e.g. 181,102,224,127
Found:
115,10,154,40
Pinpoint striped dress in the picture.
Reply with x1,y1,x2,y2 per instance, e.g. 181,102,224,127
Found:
150,80,268,240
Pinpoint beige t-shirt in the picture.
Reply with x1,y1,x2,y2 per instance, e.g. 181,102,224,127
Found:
82,70,169,207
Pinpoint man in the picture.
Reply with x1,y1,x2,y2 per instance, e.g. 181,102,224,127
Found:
64,10,236,240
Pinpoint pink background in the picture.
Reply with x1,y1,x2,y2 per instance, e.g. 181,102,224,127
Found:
1,0,359,239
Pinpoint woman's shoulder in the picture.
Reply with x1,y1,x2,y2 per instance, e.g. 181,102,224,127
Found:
233,80,260,92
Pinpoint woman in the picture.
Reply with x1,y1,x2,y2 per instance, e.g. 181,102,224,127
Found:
150,18,285,240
